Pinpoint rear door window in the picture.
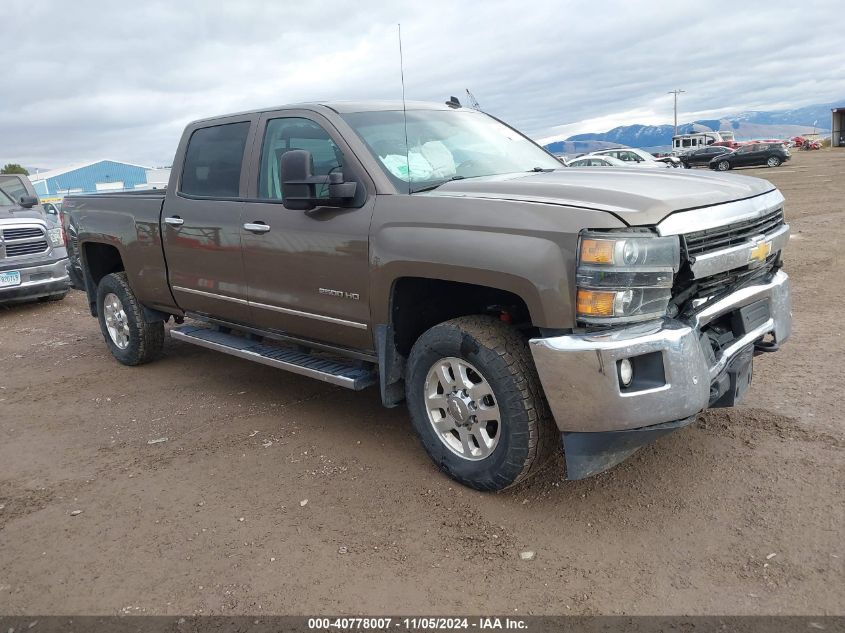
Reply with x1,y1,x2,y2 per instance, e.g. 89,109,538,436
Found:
180,121,250,198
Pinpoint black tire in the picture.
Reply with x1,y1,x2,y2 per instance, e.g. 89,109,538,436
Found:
96,272,164,366
683,162,692,169
767,156,781,167
405,315,556,491
717,160,731,171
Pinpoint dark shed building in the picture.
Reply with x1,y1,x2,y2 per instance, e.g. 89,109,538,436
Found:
833,107,845,147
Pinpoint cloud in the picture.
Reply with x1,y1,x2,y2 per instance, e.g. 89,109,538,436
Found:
4,0,843,168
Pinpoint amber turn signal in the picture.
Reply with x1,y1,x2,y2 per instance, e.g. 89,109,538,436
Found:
576,288,615,317
579,238,615,264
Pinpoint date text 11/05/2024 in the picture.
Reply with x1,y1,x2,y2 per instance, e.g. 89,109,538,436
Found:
307,617,528,630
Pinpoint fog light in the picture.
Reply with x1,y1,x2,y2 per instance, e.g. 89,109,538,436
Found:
618,358,633,387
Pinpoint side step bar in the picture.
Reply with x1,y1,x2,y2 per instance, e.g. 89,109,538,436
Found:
170,325,377,391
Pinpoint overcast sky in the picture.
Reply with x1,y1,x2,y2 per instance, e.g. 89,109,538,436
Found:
4,0,843,169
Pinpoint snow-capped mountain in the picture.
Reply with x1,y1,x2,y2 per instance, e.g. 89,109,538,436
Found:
543,100,839,153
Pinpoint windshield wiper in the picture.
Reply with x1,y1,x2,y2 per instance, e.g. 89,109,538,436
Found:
409,176,465,194
529,166,556,172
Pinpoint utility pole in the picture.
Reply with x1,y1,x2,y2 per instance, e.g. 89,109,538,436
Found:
668,89,685,135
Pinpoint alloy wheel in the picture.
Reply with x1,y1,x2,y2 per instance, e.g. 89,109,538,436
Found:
103,292,130,349
424,357,501,461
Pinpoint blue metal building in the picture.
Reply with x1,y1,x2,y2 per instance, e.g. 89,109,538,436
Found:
30,160,150,197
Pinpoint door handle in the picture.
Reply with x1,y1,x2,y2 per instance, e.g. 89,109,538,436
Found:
164,216,184,226
243,222,270,234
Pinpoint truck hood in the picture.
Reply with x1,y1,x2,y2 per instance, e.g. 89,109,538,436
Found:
0,203,51,223
426,168,776,226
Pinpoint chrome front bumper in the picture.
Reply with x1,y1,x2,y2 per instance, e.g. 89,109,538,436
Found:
529,270,791,433
0,258,70,302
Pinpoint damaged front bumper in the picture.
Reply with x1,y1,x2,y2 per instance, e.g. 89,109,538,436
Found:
529,269,791,479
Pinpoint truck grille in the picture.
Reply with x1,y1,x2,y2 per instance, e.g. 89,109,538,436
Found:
684,208,785,257
2,225,50,259
3,227,44,240
694,256,777,297
5,240,50,257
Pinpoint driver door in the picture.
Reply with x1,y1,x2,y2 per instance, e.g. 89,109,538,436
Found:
733,145,754,166
240,111,375,351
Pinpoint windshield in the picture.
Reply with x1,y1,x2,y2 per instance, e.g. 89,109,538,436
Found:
340,109,561,192
0,186,14,205
0,175,28,205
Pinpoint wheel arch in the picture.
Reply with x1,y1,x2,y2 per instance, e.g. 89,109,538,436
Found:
80,240,126,316
387,276,537,357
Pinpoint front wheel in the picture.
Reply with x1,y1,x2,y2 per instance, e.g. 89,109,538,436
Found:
96,272,164,366
405,316,556,491
767,156,781,167
717,160,731,171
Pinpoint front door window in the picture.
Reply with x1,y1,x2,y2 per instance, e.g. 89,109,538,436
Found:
258,118,344,201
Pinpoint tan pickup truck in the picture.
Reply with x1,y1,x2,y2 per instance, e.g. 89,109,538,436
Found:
65,100,791,490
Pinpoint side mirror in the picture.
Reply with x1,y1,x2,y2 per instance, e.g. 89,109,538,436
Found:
280,149,357,211
19,195,39,208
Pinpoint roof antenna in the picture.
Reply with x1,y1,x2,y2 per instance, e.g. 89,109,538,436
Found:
398,23,411,195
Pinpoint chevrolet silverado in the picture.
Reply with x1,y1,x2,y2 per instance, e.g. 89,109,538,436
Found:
64,101,791,490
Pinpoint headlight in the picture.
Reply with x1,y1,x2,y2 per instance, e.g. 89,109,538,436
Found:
48,227,65,247
576,231,680,323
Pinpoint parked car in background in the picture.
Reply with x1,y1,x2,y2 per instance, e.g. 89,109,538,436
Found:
654,156,681,167
41,202,61,216
565,155,628,168
680,145,734,168
0,174,70,304
591,147,678,167
709,143,790,171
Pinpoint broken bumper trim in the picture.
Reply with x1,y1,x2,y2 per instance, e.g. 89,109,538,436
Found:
562,416,697,480
529,270,791,434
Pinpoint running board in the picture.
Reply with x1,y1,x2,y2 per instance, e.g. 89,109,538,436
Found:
170,325,376,390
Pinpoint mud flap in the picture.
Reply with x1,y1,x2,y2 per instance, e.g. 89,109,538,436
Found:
562,416,697,480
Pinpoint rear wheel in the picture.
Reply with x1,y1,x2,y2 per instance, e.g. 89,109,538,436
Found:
767,156,781,167
96,272,164,366
717,160,731,171
405,316,556,491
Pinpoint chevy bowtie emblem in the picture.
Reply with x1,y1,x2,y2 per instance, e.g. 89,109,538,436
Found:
749,240,772,263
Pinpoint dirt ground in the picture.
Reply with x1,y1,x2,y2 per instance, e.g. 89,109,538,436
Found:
1,150,843,616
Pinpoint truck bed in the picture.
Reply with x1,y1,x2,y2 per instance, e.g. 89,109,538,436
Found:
64,189,176,315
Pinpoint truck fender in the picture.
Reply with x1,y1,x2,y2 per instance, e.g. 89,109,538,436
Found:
370,227,576,330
